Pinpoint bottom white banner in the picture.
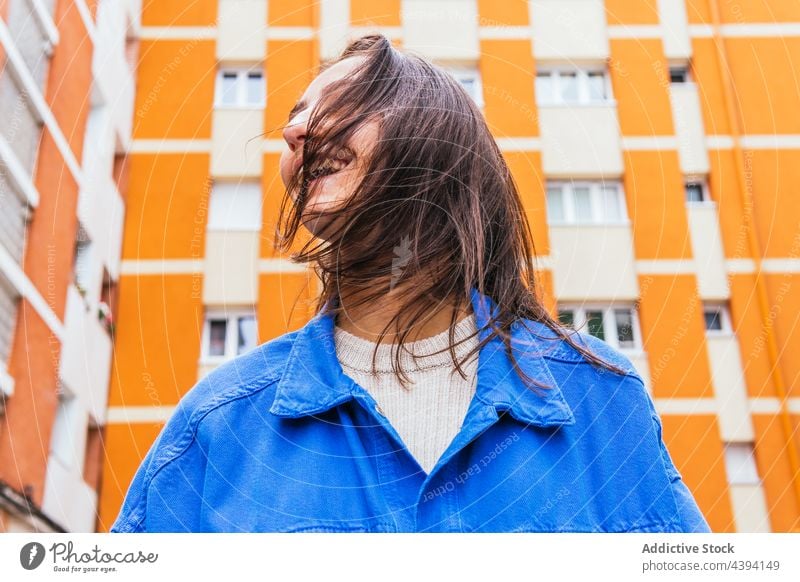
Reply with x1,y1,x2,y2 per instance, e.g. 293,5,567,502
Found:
0,533,797,581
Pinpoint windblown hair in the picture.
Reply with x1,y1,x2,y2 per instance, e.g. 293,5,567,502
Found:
275,34,629,391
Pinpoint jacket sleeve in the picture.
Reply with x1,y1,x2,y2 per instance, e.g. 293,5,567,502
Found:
647,398,712,533
108,390,204,533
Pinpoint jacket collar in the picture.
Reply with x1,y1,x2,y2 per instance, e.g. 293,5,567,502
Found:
269,287,575,427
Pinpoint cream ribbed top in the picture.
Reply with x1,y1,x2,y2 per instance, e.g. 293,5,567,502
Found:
334,313,479,474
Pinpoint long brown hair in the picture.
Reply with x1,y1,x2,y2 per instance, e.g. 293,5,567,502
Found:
274,34,629,392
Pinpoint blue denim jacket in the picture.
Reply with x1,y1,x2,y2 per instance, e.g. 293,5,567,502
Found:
111,287,710,533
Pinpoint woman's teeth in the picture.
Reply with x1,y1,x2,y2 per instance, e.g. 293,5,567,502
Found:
307,154,351,179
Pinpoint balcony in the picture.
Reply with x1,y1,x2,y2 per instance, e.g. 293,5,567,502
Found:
58,286,113,425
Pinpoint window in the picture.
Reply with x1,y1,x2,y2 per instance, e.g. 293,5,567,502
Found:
703,303,732,335
557,305,641,351
669,66,690,84
202,310,258,361
207,181,262,231
446,67,484,108
724,443,760,485
536,69,612,105
215,67,265,108
73,225,92,297
546,181,627,224
684,179,710,204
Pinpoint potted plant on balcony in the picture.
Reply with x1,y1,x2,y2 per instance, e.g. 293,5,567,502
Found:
98,301,115,337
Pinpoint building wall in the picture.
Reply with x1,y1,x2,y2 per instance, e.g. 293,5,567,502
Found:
0,0,137,532
98,0,800,533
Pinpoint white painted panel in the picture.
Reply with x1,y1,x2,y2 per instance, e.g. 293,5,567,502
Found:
58,286,113,425
627,351,651,392
708,335,754,441
217,0,268,61
657,0,692,59
670,83,709,174
550,225,639,301
539,105,624,177
211,109,264,177
530,0,609,61
207,181,263,231
203,231,260,305
93,0,136,146
687,204,729,299
197,363,219,380
402,0,479,60
729,484,771,532
320,0,351,60
42,456,98,532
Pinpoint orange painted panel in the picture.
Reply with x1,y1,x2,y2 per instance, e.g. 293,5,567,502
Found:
604,0,660,25
479,40,538,138
661,415,734,532
622,150,693,260
478,0,529,26
108,275,203,407
637,274,714,398
122,153,211,260
536,269,556,316
258,272,318,341
141,0,217,26
746,150,800,258
706,148,750,258
133,40,216,139
766,274,800,399
719,0,800,23
728,274,776,398
45,0,93,163
503,150,550,256
97,423,165,532
0,302,60,508
726,38,800,135
752,414,800,532
351,0,401,26
261,153,313,258
690,38,731,135
609,39,675,136
686,0,800,24
268,0,315,26
685,0,711,24
28,131,79,320
264,40,318,139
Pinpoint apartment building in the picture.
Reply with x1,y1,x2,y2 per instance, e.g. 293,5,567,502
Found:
0,0,138,532
98,0,800,532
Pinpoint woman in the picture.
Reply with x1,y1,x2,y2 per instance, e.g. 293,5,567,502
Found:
111,35,710,533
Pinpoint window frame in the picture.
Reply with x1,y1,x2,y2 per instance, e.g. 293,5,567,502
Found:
702,302,733,337
557,303,643,352
668,65,692,84
214,66,266,109
723,442,761,485
445,66,484,109
535,68,614,106
684,177,713,206
201,309,259,363
546,180,628,225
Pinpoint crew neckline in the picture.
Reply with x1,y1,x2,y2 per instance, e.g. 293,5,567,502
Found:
334,313,479,374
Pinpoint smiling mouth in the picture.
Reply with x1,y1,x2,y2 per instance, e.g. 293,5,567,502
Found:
303,149,355,184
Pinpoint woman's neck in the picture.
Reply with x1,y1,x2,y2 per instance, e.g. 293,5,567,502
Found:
334,285,472,345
